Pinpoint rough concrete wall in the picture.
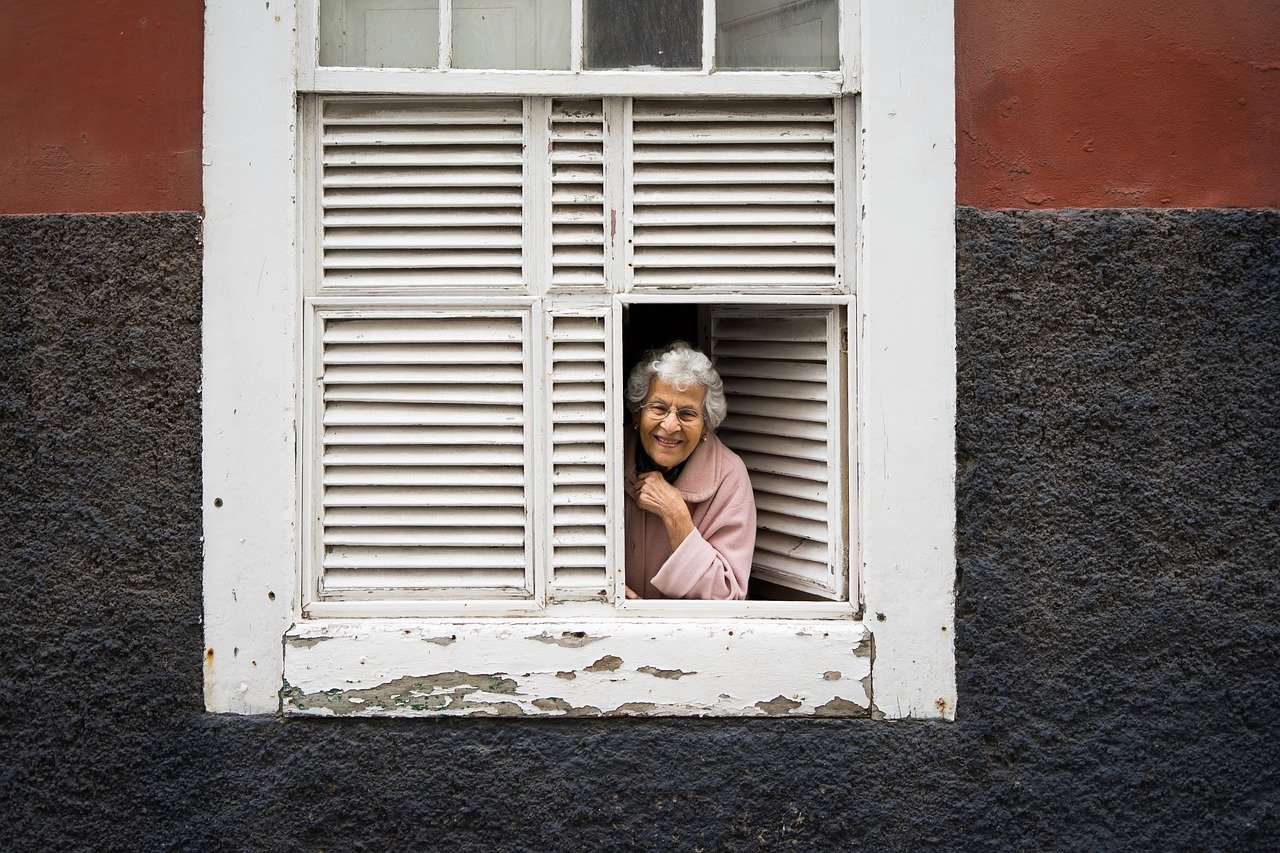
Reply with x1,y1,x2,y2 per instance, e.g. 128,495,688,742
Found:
2,210,1277,849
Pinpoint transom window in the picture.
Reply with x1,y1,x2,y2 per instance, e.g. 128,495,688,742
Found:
316,0,840,72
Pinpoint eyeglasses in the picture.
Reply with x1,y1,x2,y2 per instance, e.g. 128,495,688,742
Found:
639,403,704,425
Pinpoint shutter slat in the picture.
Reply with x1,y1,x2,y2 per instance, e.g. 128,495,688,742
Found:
323,444,526,466
323,363,525,385
325,505,526,526
632,225,834,247
316,311,531,600
321,99,526,291
324,485,526,507
324,228,525,249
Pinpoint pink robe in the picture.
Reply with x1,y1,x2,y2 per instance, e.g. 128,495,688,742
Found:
624,432,757,600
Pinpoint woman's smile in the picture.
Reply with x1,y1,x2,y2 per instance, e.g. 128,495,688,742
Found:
637,378,706,470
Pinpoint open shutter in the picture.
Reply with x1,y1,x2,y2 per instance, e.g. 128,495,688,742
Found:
316,308,534,599
709,306,847,600
629,98,839,292
549,99,608,291
545,309,612,600
319,97,526,290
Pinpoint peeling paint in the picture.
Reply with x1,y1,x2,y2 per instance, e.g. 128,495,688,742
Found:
526,631,604,648
288,636,330,649
426,636,457,647
585,654,623,672
823,671,841,681
637,666,695,680
814,697,868,717
756,696,803,715
606,702,657,716
283,671,519,716
555,671,576,680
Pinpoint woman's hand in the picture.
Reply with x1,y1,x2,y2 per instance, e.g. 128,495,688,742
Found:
636,471,695,550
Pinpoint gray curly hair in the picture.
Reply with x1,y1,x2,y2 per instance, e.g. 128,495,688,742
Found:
625,341,728,431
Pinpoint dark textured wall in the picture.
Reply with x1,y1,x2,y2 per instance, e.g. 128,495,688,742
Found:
1,210,1277,849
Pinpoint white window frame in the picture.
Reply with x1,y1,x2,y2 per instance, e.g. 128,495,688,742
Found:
203,0,956,718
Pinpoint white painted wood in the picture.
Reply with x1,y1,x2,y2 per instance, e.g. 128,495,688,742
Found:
545,308,613,600
307,304,537,603
702,0,717,72
628,98,842,293
203,0,300,714
548,99,607,292
283,618,872,717
857,0,957,719
206,0,955,719
317,97,528,293
709,305,847,599
439,0,452,69
570,0,584,71
310,68,846,96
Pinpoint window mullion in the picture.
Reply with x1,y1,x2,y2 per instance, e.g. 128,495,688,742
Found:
702,0,716,72
438,0,452,69
602,97,629,294
570,0,584,72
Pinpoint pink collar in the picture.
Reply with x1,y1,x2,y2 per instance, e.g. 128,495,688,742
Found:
625,431,723,504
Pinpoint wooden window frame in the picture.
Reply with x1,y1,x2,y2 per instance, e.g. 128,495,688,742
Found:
203,0,956,718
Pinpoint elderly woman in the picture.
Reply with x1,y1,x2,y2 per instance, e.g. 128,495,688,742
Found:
624,341,756,600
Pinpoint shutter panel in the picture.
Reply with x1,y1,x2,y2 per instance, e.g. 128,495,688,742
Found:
317,310,534,599
549,100,607,290
709,306,846,600
629,99,839,292
546,310,612,600
320,98,526,290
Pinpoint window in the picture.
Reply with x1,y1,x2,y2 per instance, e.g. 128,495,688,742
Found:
203,0,956,718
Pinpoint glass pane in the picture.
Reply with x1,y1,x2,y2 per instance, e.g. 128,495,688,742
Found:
319,0,440,68
716,0,838,70
453,0,571,69
584,0,701,69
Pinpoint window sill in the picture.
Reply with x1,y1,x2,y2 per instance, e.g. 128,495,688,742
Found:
283,617,874,718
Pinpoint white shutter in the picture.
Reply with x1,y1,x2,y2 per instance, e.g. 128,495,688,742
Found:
545,310,612,600
316,309,534,599
319,98,526,290
710,306,847,600
629,99,839,292
549,100,607,291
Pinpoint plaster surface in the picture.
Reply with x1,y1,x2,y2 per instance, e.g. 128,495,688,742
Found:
1,210,1277,849
956,0,1280,209
0,1,203,214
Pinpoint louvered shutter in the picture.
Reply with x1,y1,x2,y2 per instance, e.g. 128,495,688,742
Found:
629,98,839,292
549,100,608,290
316,309,534,599
710,306,847,600
545,310,613,600
320,98,526,290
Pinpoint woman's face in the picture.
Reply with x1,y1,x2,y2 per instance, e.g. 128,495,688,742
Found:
635,377,707,471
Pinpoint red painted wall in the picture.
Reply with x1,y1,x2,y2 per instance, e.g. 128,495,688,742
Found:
0,1,202,214
0,1,1276,213
957,0,1280,209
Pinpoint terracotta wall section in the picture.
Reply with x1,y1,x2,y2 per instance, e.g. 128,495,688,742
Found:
957,0,1280,209
0,1,202,214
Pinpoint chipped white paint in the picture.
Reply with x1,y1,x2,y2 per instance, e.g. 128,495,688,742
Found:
857,0,958,719
284,619,872,717
202,0,299,713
